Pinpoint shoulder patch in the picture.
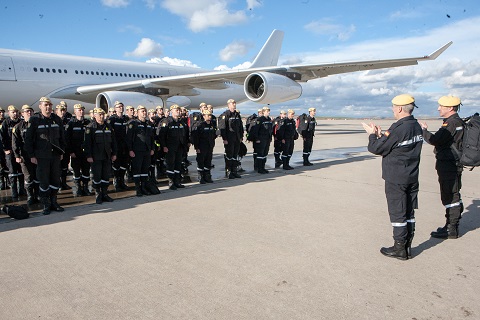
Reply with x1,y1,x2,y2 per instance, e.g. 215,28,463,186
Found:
162,123,166,127
12,127,15,133
222,116,225,119
129,124,133,129
85,128,90,134
442,123,448,127
384,131,390,137
194,117,197,121
107,120,110,124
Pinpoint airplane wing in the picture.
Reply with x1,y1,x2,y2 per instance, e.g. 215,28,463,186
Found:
76,41,452,96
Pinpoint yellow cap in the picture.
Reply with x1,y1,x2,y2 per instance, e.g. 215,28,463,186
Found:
280,110,286,114
155,105,163,110
56,104,66,110
227,99,236,104
136,105,146,111
287,109,295,114
73,104,84,110
22,104,33,111
438,95,461,107
108,107,115,112
125,105,134,110
199,102,207,107
7,105,18,111
257,108,263,113
392,94,415,106
170,104,180,111
202,110,212,115
94,107,105,114
308,107,316,112
39,97,52,104
60,101,67,107
0,107,4,112
148,109,155,113
262,106,270,111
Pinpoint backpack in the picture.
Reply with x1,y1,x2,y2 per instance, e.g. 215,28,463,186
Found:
459,113,480,169
1,205,29,220
296,113,309,133
245,114,258,141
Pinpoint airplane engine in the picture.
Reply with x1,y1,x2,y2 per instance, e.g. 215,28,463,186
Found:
244,72,302,104
96,91,192,111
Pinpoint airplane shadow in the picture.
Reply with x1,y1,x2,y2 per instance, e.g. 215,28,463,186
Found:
412,199,480,257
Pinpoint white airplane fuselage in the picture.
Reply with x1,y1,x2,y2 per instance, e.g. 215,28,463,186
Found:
0,49,246,109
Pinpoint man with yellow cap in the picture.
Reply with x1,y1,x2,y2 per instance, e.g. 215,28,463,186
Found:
108,101,130,191
55,104,73,190
298,107,317,166
276,109,298,170
65,104,93,197
0,105,26,198
126,105,158,196
272,110,287,168
157,104,189,190
364,94,423,260
249,106,273,173
190,109,216,184
0,106,8,190
218,99,244,179
84,108,117,204
25,97,67,215
420,95,464,239
12,105,37,204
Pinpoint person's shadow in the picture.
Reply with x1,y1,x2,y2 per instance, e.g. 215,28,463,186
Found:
413,199,480,257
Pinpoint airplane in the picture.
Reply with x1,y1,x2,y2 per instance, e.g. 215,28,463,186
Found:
0,30,452,111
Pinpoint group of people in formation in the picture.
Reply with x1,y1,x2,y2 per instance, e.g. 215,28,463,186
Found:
0,97,318,215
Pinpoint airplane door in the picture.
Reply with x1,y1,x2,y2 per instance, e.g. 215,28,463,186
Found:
0,56,16,81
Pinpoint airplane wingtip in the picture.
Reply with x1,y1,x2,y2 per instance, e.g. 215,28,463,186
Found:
427,41,453,60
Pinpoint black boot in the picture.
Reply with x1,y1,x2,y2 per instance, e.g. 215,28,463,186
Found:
198,170,206,184
82,181,94,196
50,190,64,212
60,173,71,190
168,178,177,190
431,224,459,239
174,174,185,188
231,162,241,178
204,170,213,183
274,153,282,168
406,222,415,259
253,154,258,170
41,196,51,215
303,154,313,166
282,157,293,170
118,173,128,190
113,175,121,192
380,240,407,260
17,175,27,196
95,188,103,204
101,185,114,202
0,173,5,190
141,177,152,195
26,185,36,205
134,178,143,196
256,158,264,174
10,177,19,198
74,180,84,197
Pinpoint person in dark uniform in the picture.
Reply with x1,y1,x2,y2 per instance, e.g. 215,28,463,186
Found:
218,99,244,179
84,108,117,204
365,94,423,260
191,109,216,184
249,106,273,174
0,106,9,190
300,107,317,166
1,105,25,198
12,105,38,205
126,105,157,196
25,97,66,215
272,110,287,168
277,109,297,170
55,104,72,191
65,104,92,197
108,101,130,191
59,101,73,121
153,105,167,179
157,104,189,190
420,95,465,239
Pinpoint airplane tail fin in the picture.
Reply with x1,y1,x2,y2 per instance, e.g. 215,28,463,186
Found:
250,30,284,68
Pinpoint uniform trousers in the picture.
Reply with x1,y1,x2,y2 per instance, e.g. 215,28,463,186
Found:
71,153,91,183
437,170,463,226
196,146,213,171
166,144,184,178
281,138,294,159
36,156,61,196
91,159,111,189
131,150,151,180
385,181,419,241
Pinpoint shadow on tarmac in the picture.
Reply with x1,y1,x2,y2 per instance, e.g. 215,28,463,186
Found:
412,199,480,257
0,147,374,230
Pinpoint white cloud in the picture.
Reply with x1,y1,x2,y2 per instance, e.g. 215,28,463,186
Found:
214,61,252,70
304,19,356,41
161,0,248,32
101,0,129,8
125,38,163,57
147,57,200,68
144,0,158,10
246,0,262,10
219,40,253,61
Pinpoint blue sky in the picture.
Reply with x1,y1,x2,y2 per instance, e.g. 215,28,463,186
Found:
1,0,479,117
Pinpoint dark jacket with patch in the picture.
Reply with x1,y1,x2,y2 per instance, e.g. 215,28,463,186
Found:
83,120,117,160
24,113,66,159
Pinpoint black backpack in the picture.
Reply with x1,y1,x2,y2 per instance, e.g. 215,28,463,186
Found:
296,113,309,133
459,113,480,169
1,205,29,220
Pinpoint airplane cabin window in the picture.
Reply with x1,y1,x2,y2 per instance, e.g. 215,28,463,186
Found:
46,68,50,73
101,72,104,75
64,69,67,73
75,70,78,74
81,71,84,74
86,71,89,75
115,73,118,76
40,68,44,72
52,69,56,73
34,67,38,72
58,69,61,73
96,72,99,75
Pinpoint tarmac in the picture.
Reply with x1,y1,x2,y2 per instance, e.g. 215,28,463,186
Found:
0,119,479,320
